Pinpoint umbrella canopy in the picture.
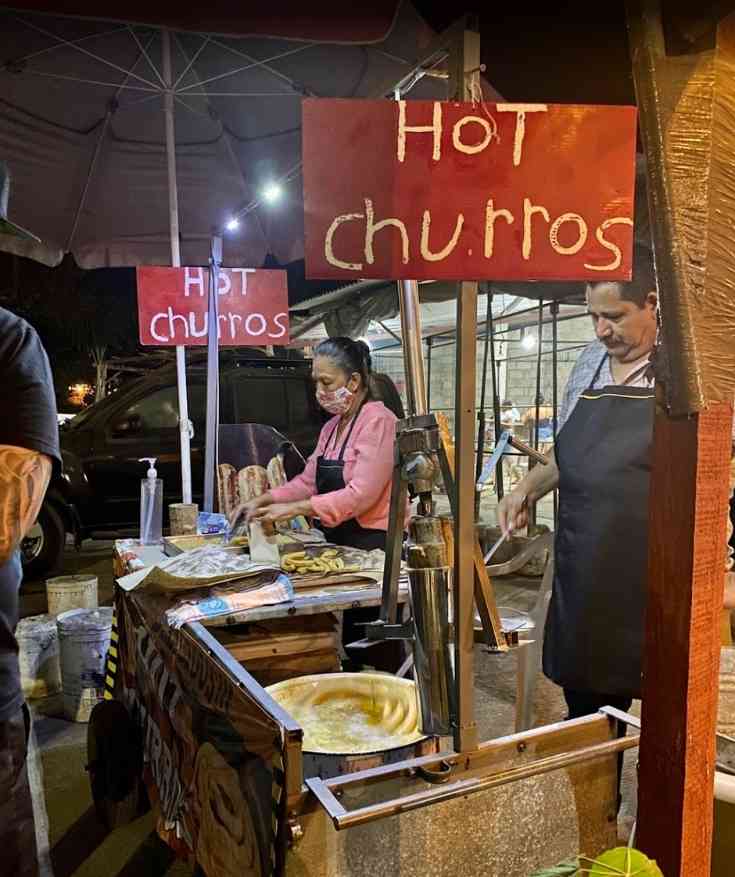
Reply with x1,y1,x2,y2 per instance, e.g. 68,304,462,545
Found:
0,3,475,268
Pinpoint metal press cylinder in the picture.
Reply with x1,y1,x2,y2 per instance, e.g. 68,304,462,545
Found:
409,566,454,736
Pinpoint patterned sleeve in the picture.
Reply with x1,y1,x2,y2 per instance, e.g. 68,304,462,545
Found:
558,344,595,432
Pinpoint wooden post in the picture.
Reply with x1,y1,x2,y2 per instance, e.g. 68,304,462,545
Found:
629,5,735,873
637,402,733,874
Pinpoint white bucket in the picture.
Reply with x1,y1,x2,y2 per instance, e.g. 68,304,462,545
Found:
57,607,113,722
46,574,98,616
16,613,61,699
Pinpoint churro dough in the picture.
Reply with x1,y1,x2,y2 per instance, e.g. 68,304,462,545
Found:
267,673,424,754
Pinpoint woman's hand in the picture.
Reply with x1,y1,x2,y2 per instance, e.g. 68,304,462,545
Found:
251,499,312,525
496,487,529,535
228,493,272,529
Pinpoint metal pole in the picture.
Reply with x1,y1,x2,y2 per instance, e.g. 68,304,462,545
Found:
454,280,479,753
489,301,504,501
475,289,492,518
529,300,544,528
397,279,428,415
426,336,433,410
203,234,222,512
162,29,192,504
551,300,559,525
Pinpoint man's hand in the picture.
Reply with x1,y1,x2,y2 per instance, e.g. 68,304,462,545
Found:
497,488,529,535
0,445,52,565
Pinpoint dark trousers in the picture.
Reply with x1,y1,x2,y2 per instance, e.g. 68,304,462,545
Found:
564,688,633,812
563,688,633,720
0,704,38,877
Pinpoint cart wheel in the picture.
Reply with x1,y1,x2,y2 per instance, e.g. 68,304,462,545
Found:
86,699,148,830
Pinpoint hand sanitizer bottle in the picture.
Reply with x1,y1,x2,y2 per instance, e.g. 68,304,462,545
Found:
139,457,163,545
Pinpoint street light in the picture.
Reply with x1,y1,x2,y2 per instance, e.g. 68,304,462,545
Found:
225,217,240,232
521,331,537,351
262,182,282,204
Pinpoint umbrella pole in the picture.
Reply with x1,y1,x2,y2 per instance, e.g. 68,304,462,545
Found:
162,28,192,504
203,235,222,512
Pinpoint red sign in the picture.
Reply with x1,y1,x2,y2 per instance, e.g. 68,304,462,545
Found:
136,267,289,346
302,99,638,282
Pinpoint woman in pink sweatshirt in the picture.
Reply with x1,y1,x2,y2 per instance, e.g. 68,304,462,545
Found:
232,337,399,552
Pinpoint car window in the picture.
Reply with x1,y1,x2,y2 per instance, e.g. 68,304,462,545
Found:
232,376,288,433
112,383,206,438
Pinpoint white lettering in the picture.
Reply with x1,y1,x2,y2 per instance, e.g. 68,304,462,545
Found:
420,210,464,261
245,313,267,336
364,198,409,265
484,199,514,258
325,212,364,271
184,266,205,297
217,313,227,339
452,115,497,155
522,198,550,260
497,104,548,166
168,306,190,340
397,100,442,163
188,312,208,338
270,312,288,339
230,268,256,295
549,212,588,255
584,217,634,271
216,271,231,296
228,313,242,339
150,313,169,342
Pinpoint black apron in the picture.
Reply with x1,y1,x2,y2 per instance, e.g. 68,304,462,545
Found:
315,404,387,552
543,355,655,698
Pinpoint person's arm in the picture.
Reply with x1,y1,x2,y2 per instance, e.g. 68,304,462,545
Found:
310,413,395,528
496,447,559,534
0,445,52,565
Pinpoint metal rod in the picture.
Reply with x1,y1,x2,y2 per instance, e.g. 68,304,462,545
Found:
397,279,428,416
309,733,639,830
475,289,492,517
551,300,560,525
453,280,479,752
528,300,544,528
162,28,192,504
426,336,433,409
488,297,504,500
204,235,222,512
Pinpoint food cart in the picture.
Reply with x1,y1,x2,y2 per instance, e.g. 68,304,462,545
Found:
90,7,735,876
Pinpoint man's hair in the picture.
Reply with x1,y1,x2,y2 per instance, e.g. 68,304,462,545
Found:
588,243,656,308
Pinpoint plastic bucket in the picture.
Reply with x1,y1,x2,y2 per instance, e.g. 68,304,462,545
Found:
46,574,98,616
16,613,61,699
57,607,113,722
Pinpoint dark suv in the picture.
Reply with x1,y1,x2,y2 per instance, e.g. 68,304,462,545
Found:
22,352,404,578
26,354,325,577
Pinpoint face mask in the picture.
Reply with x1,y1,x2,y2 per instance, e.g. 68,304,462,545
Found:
316,385,355,415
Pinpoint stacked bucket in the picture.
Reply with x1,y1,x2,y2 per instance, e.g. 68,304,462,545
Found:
18,574,113,722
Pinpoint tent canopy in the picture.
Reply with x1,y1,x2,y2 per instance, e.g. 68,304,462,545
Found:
0,5,500,269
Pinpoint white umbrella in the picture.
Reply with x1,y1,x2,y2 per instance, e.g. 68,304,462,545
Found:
0,5,496,503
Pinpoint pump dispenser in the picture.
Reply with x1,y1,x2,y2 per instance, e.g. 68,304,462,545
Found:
139,457,163,545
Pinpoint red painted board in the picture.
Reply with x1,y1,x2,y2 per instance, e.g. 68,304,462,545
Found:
302,99,638,282
136,267,289,347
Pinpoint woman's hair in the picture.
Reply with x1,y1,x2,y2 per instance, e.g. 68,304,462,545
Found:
314,337,372,393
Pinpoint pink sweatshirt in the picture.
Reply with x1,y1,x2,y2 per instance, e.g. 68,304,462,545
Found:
270,401,397,530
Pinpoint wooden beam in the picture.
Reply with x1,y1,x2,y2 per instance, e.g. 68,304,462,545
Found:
637,401,733,874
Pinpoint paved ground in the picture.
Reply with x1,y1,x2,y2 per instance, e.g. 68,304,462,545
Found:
21,514,635,877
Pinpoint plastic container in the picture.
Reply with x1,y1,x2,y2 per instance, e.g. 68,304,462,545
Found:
139,457,163,545
57,607,113,722
46,574,98,616
16,613,61,699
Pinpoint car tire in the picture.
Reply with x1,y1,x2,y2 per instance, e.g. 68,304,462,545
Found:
20,501,65,581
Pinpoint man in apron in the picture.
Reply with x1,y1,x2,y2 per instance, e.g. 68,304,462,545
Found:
498,244,658,718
